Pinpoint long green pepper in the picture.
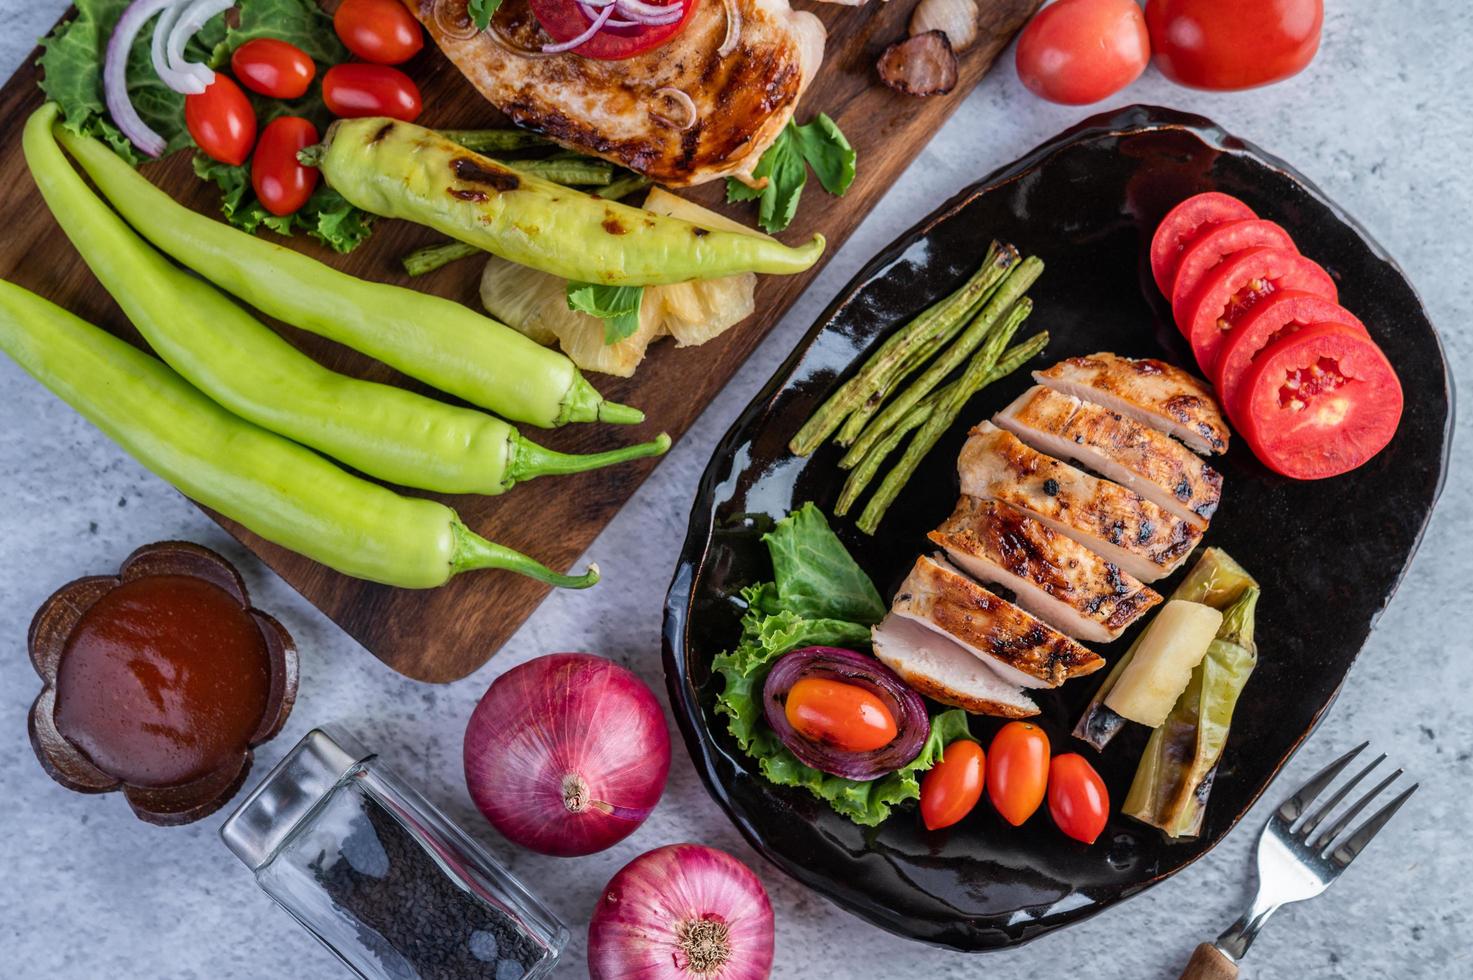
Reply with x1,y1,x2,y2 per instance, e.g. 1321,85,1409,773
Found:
0,281,596,590
53,113,633,430
25,107,669,498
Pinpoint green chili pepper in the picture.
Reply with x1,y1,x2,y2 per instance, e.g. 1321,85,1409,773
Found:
306,117,826,287
25,106,669,497
0,280,597,590
51,110,636,430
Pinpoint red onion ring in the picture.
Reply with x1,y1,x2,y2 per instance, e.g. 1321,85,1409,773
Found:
761,646,929,780
540,0,684,51
542,3,615,53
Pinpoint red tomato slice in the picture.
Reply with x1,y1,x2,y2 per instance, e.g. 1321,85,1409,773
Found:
1216,291,1366,420
1179,246,1338,373
1149,192,1256,297
1170,219,1297,314
1238,322,1402,480
529,0,699,60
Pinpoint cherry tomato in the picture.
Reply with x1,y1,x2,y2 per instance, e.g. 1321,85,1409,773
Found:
1170,219,1298,318
1215,292,1366,418
1047,754,1110,845
1180,247,1337,371
251,117,321,217
185,75,257,166
323,63,423,122
1014,0,1150,106
986,722,1050,826
530,0,701,61
230,38,316,99
920,740,985,831
1149,192,1256,297
783,677,898,753
1147,0,1322,91
1238,322,1402,480
334,0,425,65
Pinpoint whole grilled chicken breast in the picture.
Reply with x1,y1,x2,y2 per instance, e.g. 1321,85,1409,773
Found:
410,0,826,187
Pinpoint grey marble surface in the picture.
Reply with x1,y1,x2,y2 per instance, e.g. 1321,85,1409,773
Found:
2,3,1469,978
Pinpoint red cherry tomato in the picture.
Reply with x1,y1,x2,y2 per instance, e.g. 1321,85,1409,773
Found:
1170,219,1298,318
1146,0,1323,91
1014,0,1150,106
1238,322,1402,480
986,722,1050,826
252,117,321,217
230,38,316,99
1047,754,1110,845
322,64,423,122
783,677,898,754
920,740,985,831
1215,292,1367,419
185,75,257,166
1179,246,1337,370
334,0,425,65
530,0,701,61
1149,192,1257,297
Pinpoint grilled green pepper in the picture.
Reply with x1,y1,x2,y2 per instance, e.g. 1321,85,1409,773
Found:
0,280,596,590
308,117,826,286
25,106,668,497
53,113,635,429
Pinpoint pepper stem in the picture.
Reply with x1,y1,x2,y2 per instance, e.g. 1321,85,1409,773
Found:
558,375,645,425
508,432,669,484
450,521,599,589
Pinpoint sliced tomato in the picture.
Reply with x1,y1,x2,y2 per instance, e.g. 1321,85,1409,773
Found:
529,0,699,60
1170,219,1297,313
1238,322,1402,480
1149,192,1256,296
1179,246,1337,373
1216,291,1366,419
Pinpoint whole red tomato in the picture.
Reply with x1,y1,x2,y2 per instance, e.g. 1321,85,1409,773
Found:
334,0,425,65
323,64,423,122
230,38,316,100
986,722,1050,826
252,116,320,217
920,740,985,831
1047,754,1110,845
1146,0,1323,90
185,75,257,166
1014,0,1150,105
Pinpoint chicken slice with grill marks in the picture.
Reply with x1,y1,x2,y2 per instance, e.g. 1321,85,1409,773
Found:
929,496,1162,643
958,422,1203,583
994,385,1223,529
872,614,1039,718
411,0,825,187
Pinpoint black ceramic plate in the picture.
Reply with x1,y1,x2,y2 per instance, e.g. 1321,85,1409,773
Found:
661,105,1452,950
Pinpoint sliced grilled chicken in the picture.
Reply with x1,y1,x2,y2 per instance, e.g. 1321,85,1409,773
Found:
890,554,1104,688
958,423,1202,582
929,496,1162,643
1034,352,1230,455
994,386,1223,528
872,615,1039,718
411,0,824,187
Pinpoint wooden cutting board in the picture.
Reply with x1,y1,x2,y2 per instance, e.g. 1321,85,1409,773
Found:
0,0,1038,682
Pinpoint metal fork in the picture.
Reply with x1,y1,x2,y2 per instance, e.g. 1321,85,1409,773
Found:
1178,742,1418,979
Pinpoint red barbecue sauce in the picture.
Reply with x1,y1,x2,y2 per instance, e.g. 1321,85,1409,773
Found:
53,575,270,787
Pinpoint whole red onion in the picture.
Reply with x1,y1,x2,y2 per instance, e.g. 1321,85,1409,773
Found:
463,653,670,857
589,843,775,980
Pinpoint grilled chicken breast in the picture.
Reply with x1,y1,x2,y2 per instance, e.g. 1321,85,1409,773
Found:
995,386,1223,528
1034,352,1230,455
412,0,825,186
872,615,1038,718
958,423,1203,583
929,496,1161,643
890,555,1104,689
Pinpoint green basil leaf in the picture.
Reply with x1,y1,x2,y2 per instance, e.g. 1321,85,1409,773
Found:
566,281,646,344
467,0,504,31
793,112,856,197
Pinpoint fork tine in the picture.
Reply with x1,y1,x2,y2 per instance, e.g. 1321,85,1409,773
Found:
1297,753,1386,840
1328,783,1419,868
1310,767,1402,851
1276,742,1368,823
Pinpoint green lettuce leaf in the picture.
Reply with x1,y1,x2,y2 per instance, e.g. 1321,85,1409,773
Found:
213,0,347,65
192,157,375,254
763,502,886,625
566,281,645,344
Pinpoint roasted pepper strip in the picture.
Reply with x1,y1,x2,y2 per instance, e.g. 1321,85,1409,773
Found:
26,106,669,497
0,280,597,590
308,117,826,286
54,115,636,429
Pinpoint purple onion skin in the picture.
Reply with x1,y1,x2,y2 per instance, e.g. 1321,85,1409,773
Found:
589,843,775,980
464,653,671,857
762,646,928,780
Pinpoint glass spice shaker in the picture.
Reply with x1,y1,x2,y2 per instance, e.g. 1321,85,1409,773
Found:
221,726,568,980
